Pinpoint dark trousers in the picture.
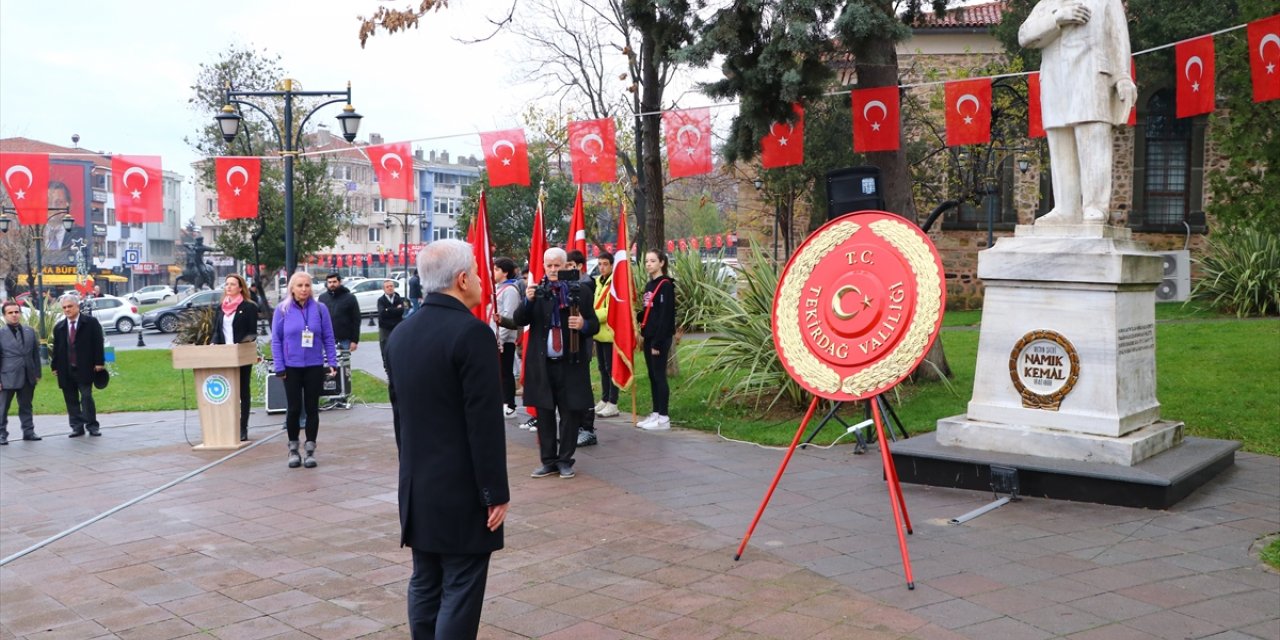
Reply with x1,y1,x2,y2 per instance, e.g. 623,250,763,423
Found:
644,340,671,415
0,384,37,439
536,361,580,466
237,363,251,434
283,366,324,443
379,326,396,378
499,342,516,407
596,341,618,403
61,377,98,434
408,548,490,640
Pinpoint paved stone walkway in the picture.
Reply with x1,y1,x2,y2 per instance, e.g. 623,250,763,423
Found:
1,405,1276,639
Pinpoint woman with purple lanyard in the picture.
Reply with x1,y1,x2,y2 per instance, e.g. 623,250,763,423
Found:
271,272,338,468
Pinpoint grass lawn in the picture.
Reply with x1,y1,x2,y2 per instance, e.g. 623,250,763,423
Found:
1262,538,1280,571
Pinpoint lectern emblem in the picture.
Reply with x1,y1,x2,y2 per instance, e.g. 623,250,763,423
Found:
203,374,232,405
772,211,946,401
1009,330,1080,410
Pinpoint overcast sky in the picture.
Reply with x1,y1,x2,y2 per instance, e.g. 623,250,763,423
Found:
0,0,635,221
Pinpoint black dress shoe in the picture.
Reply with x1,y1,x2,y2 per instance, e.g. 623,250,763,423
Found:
22,435,42,441
69,431,85,438
88,431,101,437
1,438,8,445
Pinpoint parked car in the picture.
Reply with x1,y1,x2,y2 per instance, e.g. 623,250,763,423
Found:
350,277,405,316
52,295,142,334
142,289,223,333
126,285,175,305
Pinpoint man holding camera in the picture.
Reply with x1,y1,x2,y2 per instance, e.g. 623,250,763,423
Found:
513,248,598,479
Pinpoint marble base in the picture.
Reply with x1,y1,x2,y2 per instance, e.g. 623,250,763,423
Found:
937,415,1184,466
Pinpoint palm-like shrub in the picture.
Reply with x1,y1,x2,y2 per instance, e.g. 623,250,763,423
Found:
668,249,734,333
689,246,807,410
174,306,218,346
1192,227,1280,317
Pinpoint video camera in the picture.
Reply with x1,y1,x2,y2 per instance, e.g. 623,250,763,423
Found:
534,270,583,307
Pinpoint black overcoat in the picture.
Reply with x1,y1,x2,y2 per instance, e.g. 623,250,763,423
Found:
50,314,104,389
512,280,599,411
211,299,260,344
387,292,509,554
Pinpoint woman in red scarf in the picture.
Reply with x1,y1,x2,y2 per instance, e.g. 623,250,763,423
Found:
211,274,260,441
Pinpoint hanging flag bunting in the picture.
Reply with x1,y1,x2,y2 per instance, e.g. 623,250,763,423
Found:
691,236,700,251
567,185,587,255
468,190,495,322
727,233,737,247
679,239,687,252
608,203,637,391
0,152,49,225
664,108,713,178
715,234,724,248
1027,73,1046,139
215,157,260,219
1177,35,1216,118
1248,14,1280,103
479,129,531,186
852,87,901,152
666,240,675,252
1128,61,1138,126
567,118,617,184
945,79,992,147
761,104,805,168
112,155,163,223
367,142,416,200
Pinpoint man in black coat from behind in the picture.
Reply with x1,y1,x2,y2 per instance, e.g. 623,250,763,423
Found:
50,293,106,437
388,239,509,639
513,247,598,479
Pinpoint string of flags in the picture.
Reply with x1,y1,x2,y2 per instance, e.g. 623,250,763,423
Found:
1,15,1275,228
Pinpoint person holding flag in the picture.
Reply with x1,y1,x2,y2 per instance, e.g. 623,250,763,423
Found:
606,205,639,425
592,253,620,420
637,250,676,431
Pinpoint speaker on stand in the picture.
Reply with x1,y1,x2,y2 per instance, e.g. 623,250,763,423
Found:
826,166,886,221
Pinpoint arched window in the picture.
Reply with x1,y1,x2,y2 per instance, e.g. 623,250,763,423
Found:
1131,88,1206,231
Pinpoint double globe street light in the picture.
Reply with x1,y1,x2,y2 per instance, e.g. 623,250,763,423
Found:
214,79,362,275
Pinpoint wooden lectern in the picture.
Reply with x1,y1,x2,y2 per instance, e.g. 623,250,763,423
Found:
172,342,258,450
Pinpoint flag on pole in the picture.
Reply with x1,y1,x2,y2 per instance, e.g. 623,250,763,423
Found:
467,190,494,322
520,184,549,395
567,185,587,255
608,204,637,391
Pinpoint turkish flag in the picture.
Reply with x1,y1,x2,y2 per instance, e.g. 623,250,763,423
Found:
1176,36,1216,118
664,108,713,178
679,239,687,252
608,203,637,391
666,240,675,252
113,155,163,223
0,152,49,225
1027,73,1046,139
691,236,700,251
727,233,737,247
1248,15,1280,103
945,79,991,147
368,142,415,200
215,157,260,219
716,234,723,248
568,118,617,184
479,129,530,186
1128,61,1138,126
761,104,804,168
851,87,900,152
520,193,549,392
468,190,494,321
567,185,587,255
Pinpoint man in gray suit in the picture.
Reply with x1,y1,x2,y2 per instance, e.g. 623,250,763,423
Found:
0,301,43,445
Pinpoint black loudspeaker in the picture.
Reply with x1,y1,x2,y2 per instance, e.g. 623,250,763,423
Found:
265,367,288,414
826,166,885,221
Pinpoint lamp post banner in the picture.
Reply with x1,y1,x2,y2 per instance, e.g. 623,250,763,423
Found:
771,210,946,401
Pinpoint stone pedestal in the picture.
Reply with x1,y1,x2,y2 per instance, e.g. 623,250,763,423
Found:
937,224,1181,466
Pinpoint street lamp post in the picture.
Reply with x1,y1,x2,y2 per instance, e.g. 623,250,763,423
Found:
214,79,362,275
384,209,421,283
0,208,74,350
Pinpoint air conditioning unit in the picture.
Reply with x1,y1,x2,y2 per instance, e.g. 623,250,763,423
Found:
1155,250,1191,302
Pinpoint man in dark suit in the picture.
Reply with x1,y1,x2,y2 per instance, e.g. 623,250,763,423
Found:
1,301,43,445
376,279,407,377
51,293,105,437
514,247,598,479
387,239,509,639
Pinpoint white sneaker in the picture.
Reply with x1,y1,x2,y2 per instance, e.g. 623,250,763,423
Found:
503,405,517,418
594,401,606,413
641,415,670,431
597,402,620,418
636,412,659,428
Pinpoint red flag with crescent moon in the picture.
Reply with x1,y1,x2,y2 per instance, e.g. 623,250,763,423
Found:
479,129,530,186
215,157,260,219
567,185,587,255
1027,73,1046,139
667,240,675,252
0,152,49,225
568,118,617,184
1248,15,1280,103
945,79,991,147
852,87,901,152
468,190,495,322
112,155,163,223
368,142,415,200
1176,36,1215,118
664,108,713,178
608,203,637,391
761,104,805,168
